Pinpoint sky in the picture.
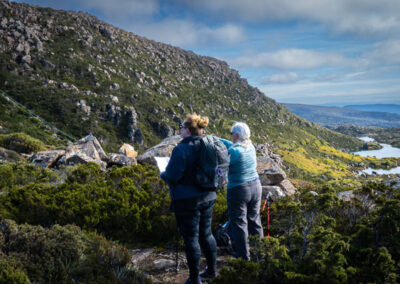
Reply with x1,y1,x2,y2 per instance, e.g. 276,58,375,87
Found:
14,0,400,106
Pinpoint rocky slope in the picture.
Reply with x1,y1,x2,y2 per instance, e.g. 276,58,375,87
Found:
0,0,373,180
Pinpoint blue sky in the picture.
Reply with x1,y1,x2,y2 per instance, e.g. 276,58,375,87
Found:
15,0,400,106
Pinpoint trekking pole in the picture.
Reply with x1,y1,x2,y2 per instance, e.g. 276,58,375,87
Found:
262,192,274,240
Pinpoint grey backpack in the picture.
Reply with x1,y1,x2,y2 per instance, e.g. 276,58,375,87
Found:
195,135,230,191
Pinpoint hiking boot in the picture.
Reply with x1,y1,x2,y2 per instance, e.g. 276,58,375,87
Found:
200,267,218,281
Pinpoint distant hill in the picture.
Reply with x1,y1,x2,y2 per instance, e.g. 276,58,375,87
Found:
283,103,400,128
344,104,400,114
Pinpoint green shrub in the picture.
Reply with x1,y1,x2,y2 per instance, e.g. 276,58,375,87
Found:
0,252,29,284
0,219,150,283
0,162,176,244
0,133,46,153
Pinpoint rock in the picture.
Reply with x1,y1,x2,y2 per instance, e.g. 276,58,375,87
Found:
131,248,154,267
41,59,55,70
137,135,181,166
278,179,297,196
257,157,286,185
160,124,174,138
126,107,141,144
134,129,143,145
110,83,120,90
107,153,137,167
385,178,400,189
119,143,137,158
262,185,285,199
0,147,8,161
76,99,91,115
21,54,31,64
153,259,175,270
337,190,355,202
99,25,114,41
29,150,65,168
58,134,108,170
62,153,107,170
106,104,122,126
15,43,24,52
256,156,274,172
35,38,43,51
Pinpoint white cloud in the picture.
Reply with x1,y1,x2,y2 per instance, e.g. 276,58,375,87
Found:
366,40,400,64
230,49,350,69
259,79,400,104
178,0,400,37
261,72,304,84
78,0,159,18
130,20,246,47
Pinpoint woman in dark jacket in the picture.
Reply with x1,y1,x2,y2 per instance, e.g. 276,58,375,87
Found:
160,114,217,284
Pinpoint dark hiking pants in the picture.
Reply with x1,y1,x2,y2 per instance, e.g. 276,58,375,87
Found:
174,199,217,282
227,178,264,260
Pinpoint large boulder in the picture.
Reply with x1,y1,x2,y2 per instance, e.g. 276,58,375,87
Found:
29,150,65,168
255,143,283,167
107,153,137,167
57,134,108,170
119,143,137,158
137,135,181,166
278,179,297,196
257,157,286,185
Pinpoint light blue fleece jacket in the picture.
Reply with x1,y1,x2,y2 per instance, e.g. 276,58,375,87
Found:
219,138,259,189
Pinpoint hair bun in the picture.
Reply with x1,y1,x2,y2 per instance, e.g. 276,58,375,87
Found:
197,116,209,129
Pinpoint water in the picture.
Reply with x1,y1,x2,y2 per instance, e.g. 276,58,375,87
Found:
361,167,400,175
354,137,400,175
353,138,400,158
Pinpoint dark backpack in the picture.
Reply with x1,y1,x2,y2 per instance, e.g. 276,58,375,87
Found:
194,135,230,191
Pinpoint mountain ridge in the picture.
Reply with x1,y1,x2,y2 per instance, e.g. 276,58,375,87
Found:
284,103,400,128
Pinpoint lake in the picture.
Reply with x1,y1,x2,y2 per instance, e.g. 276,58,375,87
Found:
354,137,400,175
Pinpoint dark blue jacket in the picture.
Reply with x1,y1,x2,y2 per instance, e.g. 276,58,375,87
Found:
160,136,217,202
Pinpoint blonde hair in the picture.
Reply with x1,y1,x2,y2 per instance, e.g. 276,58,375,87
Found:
183,113,209,136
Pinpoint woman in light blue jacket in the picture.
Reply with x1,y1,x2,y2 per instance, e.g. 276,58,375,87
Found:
219,122,263,260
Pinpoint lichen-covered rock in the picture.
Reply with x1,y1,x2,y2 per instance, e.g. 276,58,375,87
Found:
119,143,137,158
29,149,65,168
257,157,286,186
57,134,108,170
137,135,181,166
108,153,137,167
278,179,296,196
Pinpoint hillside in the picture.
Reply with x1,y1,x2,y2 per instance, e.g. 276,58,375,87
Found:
344,104,400,114
284,103,400,128
0,0,386,180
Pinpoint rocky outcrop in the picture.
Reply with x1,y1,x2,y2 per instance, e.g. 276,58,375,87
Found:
137,135,181,166
57,134,108,170
108,153,137,167
257,156,286,185
126,107,143,145
257,155,295,198
29,149,65,168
